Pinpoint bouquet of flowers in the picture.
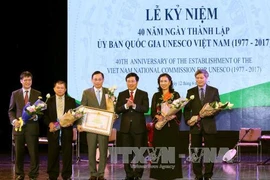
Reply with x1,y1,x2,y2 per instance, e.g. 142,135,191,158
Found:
15,93,50,131
105,85,117,112
155,95,195,130
187,101,234,126
199,101,234,118
59,105,85,127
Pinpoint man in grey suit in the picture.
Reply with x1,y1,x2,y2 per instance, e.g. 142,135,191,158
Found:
8,71,42,180
115,72,149,180
77,71,109,180
183,69,220,180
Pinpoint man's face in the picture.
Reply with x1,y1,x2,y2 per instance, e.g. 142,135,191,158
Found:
54,83,66,96
92,73,104,89
126,76,138,91
20,76,32,89
195,73,207,88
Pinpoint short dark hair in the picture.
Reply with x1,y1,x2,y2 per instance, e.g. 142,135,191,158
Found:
157,73,174,93
92,71,104,79
195,69,209,78
20,71,33,80
125,72,139,81
54,80,67,88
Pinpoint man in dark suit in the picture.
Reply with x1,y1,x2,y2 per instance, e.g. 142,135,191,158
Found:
115,72,149,180
183,69,220,180
77,71,109,180
44,80,76,180
8,71,42,180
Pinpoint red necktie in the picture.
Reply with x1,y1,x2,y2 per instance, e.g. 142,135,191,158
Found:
130,91,134,101
24,91,29,105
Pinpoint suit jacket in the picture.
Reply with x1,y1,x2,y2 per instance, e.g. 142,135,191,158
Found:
8,88,42,136
183,85,220,134
44,95,77,127
80,87,108,109
115,89,149,134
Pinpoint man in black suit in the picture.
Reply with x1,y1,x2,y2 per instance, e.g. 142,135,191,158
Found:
8,71,42,180
115,72,149,180
77,71,109,180
183,69,220,180
44,80,76,180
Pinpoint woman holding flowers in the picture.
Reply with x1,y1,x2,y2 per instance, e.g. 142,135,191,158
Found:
150,73,183,180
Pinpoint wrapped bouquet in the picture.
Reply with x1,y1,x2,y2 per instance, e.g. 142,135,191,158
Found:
187,101,234,126
59,105,85,127
155,95,195,130
15,93,50,131
105,85,119,119
105,85,117,112
199,101,234,118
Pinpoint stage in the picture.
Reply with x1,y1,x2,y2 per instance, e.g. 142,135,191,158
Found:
0,151,269,180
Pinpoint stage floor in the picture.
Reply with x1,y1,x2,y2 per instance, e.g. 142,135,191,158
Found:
0,152,269,180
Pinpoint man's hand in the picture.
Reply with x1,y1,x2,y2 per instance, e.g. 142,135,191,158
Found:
14,119,21,128
77,125,83,132
126,98,134,108
187,116,199,126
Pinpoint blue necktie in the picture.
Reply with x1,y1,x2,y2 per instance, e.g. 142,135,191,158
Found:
96,90,101,105
200,88,204,104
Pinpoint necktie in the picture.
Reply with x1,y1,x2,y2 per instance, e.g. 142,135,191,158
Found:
24,91,29,105
96,90,101,105
200,88,204,104
130,91,134,101
57,97,64,119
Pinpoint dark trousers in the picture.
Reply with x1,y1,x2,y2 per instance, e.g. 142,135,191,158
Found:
47,127,73,179
121,129,146,178
15,133,39,178
190,132,216,178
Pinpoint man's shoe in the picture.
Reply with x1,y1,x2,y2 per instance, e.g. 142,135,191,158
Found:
124,177,134,180
134,177,141,180
63,178,71,180
195,178,203,180
15,175,24,180
204,178,212,180
98,176,106,180
123,177,134,180
47,178,58,180
89,176,97,180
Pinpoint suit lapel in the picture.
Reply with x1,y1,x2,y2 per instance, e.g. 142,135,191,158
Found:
90,87,100,106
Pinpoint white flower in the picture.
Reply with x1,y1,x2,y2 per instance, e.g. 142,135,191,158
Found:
45,93,50,103
190,95,195,100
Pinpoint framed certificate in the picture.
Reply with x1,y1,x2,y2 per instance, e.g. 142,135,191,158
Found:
81,106,114,136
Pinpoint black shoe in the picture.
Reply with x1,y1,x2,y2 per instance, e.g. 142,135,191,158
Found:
195,178,203,180
204,178,212,180
134,177,141,180
123,177,134,180
98,176,106,180
15,175,24,180
63,178,71,180
89,176,97,180
47,177,58,180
